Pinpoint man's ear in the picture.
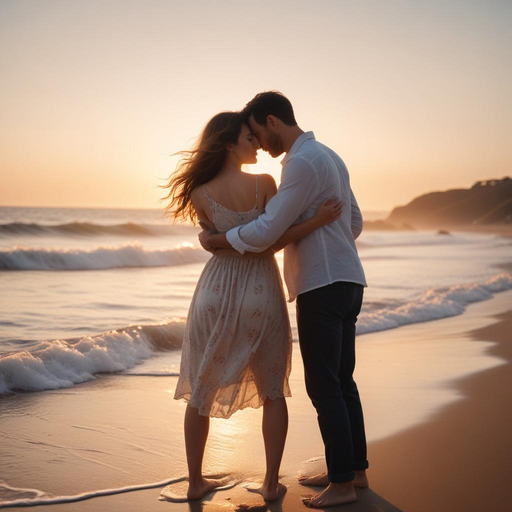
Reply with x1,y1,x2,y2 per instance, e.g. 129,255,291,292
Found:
267,115,279,130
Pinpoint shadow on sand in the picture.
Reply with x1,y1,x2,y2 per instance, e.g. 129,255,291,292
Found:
159,478,403,512
181,486,403,512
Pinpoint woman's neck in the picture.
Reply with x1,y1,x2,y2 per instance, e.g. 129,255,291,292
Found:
219,161,242,176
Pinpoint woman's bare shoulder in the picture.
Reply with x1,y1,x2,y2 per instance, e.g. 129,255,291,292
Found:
190,185,213,223
191,184,205,197
257,172,276,181
190,185,208,206
258,173,277,191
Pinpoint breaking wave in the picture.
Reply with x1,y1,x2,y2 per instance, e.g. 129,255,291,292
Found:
0,242,210,270
0,320,186,394
0,221,193,238
358,272,512,333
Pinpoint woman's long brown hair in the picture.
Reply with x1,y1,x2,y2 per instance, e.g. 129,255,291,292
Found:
160,111,245,224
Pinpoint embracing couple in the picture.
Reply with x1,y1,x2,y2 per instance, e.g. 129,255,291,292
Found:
165,91,368,508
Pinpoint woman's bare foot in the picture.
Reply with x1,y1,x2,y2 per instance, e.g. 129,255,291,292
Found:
187,478,229,500
299,470,369,488
244,481,287,502
301,482,357,508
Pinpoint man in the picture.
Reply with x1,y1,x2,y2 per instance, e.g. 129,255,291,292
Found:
199,91,368,508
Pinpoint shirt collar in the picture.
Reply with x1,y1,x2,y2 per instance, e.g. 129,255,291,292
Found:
281,131,315,166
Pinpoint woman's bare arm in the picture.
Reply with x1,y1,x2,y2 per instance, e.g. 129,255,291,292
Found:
271,198,343,252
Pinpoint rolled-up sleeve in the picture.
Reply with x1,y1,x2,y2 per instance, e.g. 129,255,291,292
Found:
350,189,363,240
226,225,262,253
226,158,319,254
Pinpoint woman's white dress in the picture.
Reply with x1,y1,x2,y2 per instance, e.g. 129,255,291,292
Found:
174,176,292,418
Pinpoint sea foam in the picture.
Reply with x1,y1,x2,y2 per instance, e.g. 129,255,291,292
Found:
0,242,210,270
0,477,187,509
358,272,512,333
0,320,186,394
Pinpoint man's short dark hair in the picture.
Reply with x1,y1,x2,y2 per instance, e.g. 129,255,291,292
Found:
242,91,297,127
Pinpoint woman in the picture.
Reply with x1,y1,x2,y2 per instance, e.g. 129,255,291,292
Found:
162,111,342,502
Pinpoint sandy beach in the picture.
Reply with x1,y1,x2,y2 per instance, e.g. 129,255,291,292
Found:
1,287,510,511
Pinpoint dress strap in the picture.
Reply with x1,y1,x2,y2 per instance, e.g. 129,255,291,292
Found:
202,184,216,217
202,184,214,203
255,175,259,208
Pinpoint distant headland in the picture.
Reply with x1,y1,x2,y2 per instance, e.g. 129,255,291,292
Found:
365,177,512,232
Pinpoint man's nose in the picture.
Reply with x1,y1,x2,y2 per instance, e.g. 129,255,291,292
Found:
253,138,261,149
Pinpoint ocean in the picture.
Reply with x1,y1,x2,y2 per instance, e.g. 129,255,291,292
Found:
1,205,511,395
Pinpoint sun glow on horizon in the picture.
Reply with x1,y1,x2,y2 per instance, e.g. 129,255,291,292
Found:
1,0,510,212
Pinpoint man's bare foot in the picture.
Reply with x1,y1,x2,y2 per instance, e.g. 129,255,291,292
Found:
301,482,357,508
243,481,287,502
299,470,369,488
187,478,229,500
353,470,369,488
298,472,329,487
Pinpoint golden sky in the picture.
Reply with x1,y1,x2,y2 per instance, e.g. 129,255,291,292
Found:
0,0,510,212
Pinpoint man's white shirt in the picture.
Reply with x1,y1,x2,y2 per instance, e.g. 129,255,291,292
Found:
226,131,367,302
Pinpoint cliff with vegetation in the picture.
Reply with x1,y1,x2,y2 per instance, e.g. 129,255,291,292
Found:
366,177,511,230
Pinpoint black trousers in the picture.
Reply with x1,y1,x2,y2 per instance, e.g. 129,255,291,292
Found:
296,281,368,483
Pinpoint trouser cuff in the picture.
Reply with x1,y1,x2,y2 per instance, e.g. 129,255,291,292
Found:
328,470,355,483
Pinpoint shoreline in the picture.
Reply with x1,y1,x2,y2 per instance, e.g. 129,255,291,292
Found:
1,291,511,511
368,308,512,512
